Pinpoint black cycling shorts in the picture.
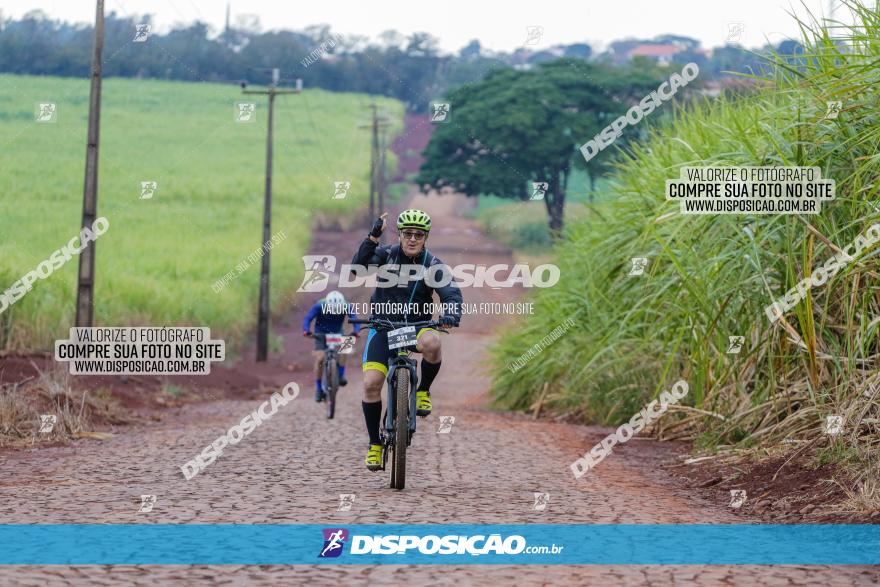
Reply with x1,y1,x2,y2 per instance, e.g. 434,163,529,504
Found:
361,327,435,376
313,332,343,351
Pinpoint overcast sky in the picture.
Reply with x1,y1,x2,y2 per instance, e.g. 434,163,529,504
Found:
1,0,844,52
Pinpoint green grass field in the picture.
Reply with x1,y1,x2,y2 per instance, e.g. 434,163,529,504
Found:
470,169,608,253
0,75,402,350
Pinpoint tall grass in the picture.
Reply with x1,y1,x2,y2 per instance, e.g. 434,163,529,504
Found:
0,76,402,350
491,1,880,477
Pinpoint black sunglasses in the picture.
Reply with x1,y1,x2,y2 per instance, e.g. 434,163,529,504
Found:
399,230,427,241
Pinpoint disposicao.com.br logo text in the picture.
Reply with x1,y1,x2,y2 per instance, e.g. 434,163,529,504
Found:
320,529,563,557
296,255,560,292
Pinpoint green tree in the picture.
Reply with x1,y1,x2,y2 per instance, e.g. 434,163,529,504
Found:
417,58,666,234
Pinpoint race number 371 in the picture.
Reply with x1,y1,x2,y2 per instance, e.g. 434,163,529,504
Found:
387,326,417,350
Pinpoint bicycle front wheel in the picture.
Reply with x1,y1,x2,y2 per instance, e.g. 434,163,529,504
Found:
390,367,409,490
325,358,338,419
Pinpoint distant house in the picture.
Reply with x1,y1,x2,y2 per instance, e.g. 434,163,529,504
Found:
625,44,683,65
698,77,757,98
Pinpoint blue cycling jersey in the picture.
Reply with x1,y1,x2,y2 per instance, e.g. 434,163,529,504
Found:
302,299,361,334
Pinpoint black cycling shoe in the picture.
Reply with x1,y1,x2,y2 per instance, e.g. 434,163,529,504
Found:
315,390,325,403
339,377,348,387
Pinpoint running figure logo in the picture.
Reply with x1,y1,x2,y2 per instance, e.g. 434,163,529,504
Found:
140,181,158,200
35,103,57,123
629,257,649,276
726,22,745,44
728,489,747,509
824,101,842,120
824,415,844,436
333,181,351,200
430,102,450,123
318,528,349,558
39,414,57,433
524,26,544,46
437,416,455,433
337,494,356,511
533,492,550,511
727,336,745,354
531,182,548,201
235,102,256,123
139,495,157,513
133,24,151,42
337,336,356,355
297,255,336,292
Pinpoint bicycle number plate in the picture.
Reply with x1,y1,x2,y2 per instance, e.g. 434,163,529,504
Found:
325,334,356,354
387,326,417,350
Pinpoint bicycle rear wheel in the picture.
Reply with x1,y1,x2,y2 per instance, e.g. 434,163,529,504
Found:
390,368,409,490
325,357,339,419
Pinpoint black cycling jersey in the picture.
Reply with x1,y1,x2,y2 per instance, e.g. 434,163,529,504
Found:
351,239,463,324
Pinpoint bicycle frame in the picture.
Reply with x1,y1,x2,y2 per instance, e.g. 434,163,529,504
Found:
383,351,419,443
323,347,339,375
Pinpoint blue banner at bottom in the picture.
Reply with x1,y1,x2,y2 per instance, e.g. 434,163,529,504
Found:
0,524,877,565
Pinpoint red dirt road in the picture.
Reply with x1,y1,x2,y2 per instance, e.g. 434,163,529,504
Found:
0,192,877,586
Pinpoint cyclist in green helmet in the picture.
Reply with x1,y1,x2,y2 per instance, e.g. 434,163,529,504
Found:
352,209,463,470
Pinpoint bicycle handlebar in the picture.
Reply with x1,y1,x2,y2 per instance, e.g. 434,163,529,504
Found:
348,317,458,332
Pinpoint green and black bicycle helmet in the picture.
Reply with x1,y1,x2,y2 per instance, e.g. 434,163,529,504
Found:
397,209,432,232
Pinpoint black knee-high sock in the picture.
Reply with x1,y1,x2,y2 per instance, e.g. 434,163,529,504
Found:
362,401,382,445
418,359,441,392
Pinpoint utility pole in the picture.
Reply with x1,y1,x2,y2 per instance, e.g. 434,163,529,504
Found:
358,103,389,237
242,70,301,362
75,0,105,328
378,124,388,215
370,104,379,225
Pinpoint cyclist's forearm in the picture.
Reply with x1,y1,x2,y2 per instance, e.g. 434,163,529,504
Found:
302,305,319,331
437,287,463,321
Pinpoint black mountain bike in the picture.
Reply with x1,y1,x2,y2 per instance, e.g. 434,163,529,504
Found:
307,332,356,419
349,317,455,490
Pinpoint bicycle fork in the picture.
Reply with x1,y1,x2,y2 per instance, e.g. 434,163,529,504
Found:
384,357,419,445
